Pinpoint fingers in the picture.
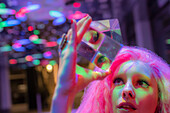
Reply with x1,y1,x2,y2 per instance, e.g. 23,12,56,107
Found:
68,19,77,47
76,64,112,90
77,16,92,44
66,15,92,45
66,15,90,39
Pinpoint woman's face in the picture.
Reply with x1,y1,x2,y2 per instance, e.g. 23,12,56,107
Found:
112,60,158,113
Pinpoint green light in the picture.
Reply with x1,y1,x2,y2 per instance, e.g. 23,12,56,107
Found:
49,60,56,65
0,45,12,52
33,30,40,35
166,39,170,44
33,60,40,65
32,39,45,44
0,3,6,8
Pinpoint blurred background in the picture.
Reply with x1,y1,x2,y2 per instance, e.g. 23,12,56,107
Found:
0,0,169,113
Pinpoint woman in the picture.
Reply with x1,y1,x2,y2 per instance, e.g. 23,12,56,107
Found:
51,15,170,113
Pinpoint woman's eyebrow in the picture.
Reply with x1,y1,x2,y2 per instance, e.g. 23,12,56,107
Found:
133,73,151,81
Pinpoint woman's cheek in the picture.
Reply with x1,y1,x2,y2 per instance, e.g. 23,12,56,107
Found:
135,87,155,104
112,86,123,103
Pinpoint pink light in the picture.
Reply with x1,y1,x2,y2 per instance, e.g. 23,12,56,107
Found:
9,59,17,64
29,35,39,41
73,2,81,8
19,7,29,14
41,60,49,66
12,43,22,48
45,42,57,47
68,11,87,20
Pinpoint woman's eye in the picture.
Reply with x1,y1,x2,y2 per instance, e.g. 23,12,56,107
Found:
113,78,124,86
137,80,149,88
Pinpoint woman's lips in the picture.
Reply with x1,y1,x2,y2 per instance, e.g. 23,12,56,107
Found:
117,102,137,111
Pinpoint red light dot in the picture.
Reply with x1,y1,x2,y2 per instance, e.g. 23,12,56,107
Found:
28,26,34,31
73,2,81,8
9,59,17,64
25,55,33,61
45,42,57,47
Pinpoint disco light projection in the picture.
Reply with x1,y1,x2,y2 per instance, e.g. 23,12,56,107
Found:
0,27,3,32
9,59,17,64
17,58,27,63
33,30,40,35
13,46,25,52
0,45,12,52
73,2,81,8
49,10,64,18
0,3,6,8
53,17,66,26
18,4,41,14
32,39,46,44
45,41,57,47
16,4,40,21
32,53,43,59
25,55,33,62
29,35,39,41
49,60,56,65
0,8,16,15
16,39,31,45
49,10,66,26
0,19,21,27
28,26,34,31
43,51,53,59
166,39,170,44
41,60,49,66
68,11,87,20
46,64,53,72
12,43,22,48
32,59,40,65
15,13,27,21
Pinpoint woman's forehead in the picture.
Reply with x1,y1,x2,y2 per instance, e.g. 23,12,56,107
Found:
115,60,153,79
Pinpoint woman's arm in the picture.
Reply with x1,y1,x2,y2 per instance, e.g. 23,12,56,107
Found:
51,16,111,113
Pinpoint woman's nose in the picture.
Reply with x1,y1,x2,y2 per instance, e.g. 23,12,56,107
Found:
122,82,135,99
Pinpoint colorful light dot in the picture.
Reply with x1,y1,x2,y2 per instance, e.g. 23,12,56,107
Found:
46,64,53,72
0,45,12,52
12,43,22,48
73,2,81,8
41,60,49,66
43,51,52,59
45,42,57,47
25,55,33,61
166,39,170,44
33,59,40,65
0,8,16,15
28,26,33,31
0,3,6,8
29,35,39,41
53,17,66,26
49,10,64,18
32,53,43,59
33,30,40,35
49,60,56,65
0,19,21,27
32,39,46,44
9,59,17,64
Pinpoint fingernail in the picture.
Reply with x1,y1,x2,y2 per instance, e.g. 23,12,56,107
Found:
71,19,74,24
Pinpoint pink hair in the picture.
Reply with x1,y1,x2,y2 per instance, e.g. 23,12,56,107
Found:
76,46,170,113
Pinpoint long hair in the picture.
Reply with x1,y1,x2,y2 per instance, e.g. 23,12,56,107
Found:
76,46,170,113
